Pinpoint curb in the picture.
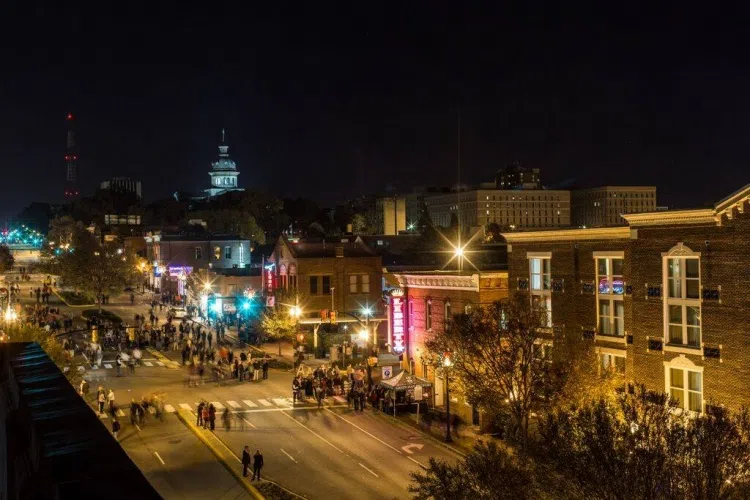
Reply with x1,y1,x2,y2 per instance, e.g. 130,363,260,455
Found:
175,409,265,500
370,410,470,458
52,289,95,308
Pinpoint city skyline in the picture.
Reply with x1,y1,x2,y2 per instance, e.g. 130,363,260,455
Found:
2,4,747,216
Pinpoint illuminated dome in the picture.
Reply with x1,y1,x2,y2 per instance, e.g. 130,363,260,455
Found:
204,129,243,198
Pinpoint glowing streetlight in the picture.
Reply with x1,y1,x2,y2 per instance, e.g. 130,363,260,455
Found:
358,329,369,341
290,305,302,318
203,282,212,292
442,351,454,442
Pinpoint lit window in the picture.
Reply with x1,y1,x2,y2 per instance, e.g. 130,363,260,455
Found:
214,246,221,260
361,274,370,293
667,366,703,413
349,274,358,293
195,247,203,260
425,299,433,330
224,246,231,259
599,353,625,374
663,248,701,348
529,257,551,291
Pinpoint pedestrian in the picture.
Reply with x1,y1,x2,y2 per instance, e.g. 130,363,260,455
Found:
208,403,216,430
202,405,210,429
128,356,136,374
222,408,231,432
252,449,264,481
197,401,205,426
98,390,106,414
242,446,251,477
107,389,116,416
112,418,121,440
262,357,269,379
115,355,122,377
253,359,261,381
79,378,89,398
130,399,139,425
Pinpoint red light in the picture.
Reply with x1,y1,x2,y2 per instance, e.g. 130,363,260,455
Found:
67,113,73,120
73,156,77,160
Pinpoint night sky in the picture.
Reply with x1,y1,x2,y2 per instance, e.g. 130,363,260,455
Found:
2,2,748,218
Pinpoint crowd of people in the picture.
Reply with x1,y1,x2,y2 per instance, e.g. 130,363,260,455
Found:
292,363,384,411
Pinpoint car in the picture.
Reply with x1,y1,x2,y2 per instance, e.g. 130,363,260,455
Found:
170,307,188,319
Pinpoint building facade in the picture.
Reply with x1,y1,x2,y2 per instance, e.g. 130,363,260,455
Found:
205,130,244,198
378,196,407,235
502,184,750,414
101,177,142,199
571,186,657,227
144,232,251,293
424,189,571,230
495,163,541,190
384,269,509,426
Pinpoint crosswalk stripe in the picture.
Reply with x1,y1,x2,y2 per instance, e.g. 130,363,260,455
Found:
258,399,272,407
156,361,165,366
227,400,241,408
143,361,153,367
116,409,125,417
164,404,176,413
333,396,347,404
273,398,289,407
243,400,257,408
104,363,113,369
179,403,192,410
210,402,224,409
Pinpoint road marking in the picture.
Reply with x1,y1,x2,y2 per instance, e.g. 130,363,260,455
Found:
240,415,256,428
154,451,166,465
179,403,192,410
408,456,427,469
135,423,142,432
273,398,289,407
280,448,298,463
164,404,176,413
210,402,224,409
402,443,425,454
324,408,403,455
104,364,113,369
116,409,125,417
279,410,348,456
359,463,379,477
143,361,153,367
258,399,272,407
227,400,241,408
333,395,346,404
243,400,257,408
156,361,165,366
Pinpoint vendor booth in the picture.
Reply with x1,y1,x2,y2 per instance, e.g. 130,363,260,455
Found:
378,371,433,416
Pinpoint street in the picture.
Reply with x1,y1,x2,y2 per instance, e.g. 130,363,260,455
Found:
11,275,461,499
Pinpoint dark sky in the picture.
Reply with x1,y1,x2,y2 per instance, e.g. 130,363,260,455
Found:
2,2,748,218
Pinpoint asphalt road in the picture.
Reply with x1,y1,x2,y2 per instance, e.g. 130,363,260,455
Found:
11,275,462,499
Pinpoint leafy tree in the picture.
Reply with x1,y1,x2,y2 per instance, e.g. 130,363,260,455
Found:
308,222,326,238
258,288,307,354
51,229,138,311
350,213,368,234
485,222,503,242
409,440,535,500
1,323,82,385
0,245,14,273
188,209,266,244
425,293,551,447
540,386,750,499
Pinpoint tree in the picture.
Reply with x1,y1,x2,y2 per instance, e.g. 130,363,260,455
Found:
350,213,368,234
1,323,81,385
0,245,14,273
540,386,750,499
409,440,534,500
425,293,551,446
188,209,266,244
258,288,307,354
52,229,138,311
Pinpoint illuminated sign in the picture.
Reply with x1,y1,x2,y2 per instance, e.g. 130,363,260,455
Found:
168,266,193,276
391,295,405,354
265,266,276,294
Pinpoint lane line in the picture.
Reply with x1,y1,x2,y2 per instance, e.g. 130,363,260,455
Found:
280,448,298,463
243,400,258,408
154,451,166,465
104,364,113,369
408,456,427,469
240,415,256,429
135,423,142,432
324,408,403,455
278,410,348,456
333,396,347,404
116,409,125,417
359,463,379,477
219,406,346,414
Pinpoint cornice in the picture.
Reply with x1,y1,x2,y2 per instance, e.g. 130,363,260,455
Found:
392,273,480,291
501,226,631,243
623,209,717,227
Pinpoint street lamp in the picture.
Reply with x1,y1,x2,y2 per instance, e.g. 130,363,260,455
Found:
454,246,465,272
442,352,454,442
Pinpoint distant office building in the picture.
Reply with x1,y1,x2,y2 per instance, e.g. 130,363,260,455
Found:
378,196,406,235
495,162,541,190
424,188,571,230
571,186,657,227
101,177,142,199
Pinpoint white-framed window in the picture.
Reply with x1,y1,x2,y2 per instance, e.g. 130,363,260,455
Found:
599,352,625,375
224,246,232,259
349,274,358,293
596,256,624,295
425,299,433,330
195,247,203,260
348,274,371,294
665,357,703,414
528,253,552,327
361,274,370,293
594,253,625,337
663,245,701,348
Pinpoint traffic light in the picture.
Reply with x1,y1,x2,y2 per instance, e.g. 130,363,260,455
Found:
330,311,337,324
320,309,329,320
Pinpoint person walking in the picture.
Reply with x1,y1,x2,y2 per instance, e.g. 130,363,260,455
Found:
252,449,264,481
202,404,210,429
98,389,106,414
222,408,231,432
262,357,269,380
242,446,251,477
107,389,116,416
79,379,89,399
208,403,216,430
196,401,205,426
112,419,121,440
115,355,122,377
253,359,261,381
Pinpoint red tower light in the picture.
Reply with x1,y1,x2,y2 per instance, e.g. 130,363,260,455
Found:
67,113,73,120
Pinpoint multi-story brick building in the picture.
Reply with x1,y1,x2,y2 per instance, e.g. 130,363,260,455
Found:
571,186,657,227
384,251,509,426
502,184,750,414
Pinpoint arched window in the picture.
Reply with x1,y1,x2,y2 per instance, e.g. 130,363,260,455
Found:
444,300,452,331
279,264,288,289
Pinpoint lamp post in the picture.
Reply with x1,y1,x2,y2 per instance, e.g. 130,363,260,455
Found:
454,245,464,273
442,352,454,442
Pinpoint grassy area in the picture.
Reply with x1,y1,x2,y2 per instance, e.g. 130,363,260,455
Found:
81,309,123,324
57,290,96,306
256,481,301,500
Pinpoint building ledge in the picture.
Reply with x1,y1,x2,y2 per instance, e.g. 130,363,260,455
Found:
663,343,703,355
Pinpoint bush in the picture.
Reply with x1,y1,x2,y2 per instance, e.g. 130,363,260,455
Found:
81,309,123,324
58,290,95,306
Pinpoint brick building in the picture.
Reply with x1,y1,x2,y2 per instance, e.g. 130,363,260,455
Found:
571,186,657,227
385,253,509,426
502,184,750,414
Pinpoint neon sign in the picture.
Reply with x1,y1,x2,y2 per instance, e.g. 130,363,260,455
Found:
391,293,405,354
